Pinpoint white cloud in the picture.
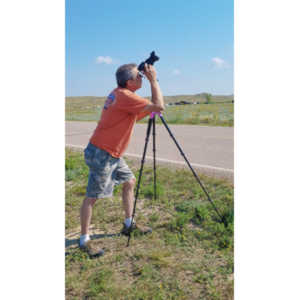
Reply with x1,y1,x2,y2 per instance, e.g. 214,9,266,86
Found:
212,57,226,68
172,69,181,75
96,56,113,64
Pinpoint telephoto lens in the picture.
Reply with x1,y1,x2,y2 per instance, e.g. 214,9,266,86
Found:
138,51,159,71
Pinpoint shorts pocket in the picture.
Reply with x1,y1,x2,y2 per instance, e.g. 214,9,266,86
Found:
93,148,110,168
84,145,95,167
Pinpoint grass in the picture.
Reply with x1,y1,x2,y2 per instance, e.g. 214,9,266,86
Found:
151,103,233,126
65,94,233,126
65,148,234,299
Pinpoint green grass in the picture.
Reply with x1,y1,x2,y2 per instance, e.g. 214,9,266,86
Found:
65,94,234,126
65,96,106,122
152,103,233,126
65,148,234,299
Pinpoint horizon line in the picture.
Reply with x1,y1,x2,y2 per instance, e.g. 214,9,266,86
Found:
65,92,234,98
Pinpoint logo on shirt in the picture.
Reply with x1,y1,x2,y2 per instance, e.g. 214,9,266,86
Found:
104,92,115,110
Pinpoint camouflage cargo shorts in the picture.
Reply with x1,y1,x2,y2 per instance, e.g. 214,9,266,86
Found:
84,143,135,199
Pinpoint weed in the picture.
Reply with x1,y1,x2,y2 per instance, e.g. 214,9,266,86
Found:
140,182,165,199
167,212,191,233
149,212,159,224
65,149,234,299
86,268,113,297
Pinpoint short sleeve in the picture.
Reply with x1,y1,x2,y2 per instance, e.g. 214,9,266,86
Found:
137,110,151,121
115,89,150,115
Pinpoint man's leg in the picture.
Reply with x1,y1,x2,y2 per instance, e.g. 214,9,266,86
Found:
122,178,136,219
80,197,97,250
121,177,152,236
80,197,97,235
79,196,104,257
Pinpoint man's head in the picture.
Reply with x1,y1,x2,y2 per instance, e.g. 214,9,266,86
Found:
115,63,144,91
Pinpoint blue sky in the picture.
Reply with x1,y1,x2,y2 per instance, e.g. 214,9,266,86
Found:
66,0,233,97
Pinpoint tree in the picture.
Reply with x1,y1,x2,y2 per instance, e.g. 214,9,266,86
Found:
203,93,212,104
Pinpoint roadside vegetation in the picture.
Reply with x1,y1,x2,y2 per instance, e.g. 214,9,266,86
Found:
65,94,234,126
65,148,234,299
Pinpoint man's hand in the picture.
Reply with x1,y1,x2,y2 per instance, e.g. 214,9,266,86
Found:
141,63,165,113
143,63,157,83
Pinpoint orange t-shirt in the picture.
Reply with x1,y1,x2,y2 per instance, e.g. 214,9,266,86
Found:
90,88,151,158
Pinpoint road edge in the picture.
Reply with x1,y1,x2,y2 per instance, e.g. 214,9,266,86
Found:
66,144,234,183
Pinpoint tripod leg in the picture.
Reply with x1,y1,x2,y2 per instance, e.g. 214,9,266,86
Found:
153,114,157,201
159,115,225,225
127,117,153,247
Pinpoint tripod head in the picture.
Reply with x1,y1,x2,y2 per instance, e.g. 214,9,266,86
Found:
150,112,162,119
138,51,159,71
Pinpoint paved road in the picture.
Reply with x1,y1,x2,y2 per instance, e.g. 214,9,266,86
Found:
66,121,234,181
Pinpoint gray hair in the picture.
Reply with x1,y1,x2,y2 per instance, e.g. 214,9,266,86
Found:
115,63,137,88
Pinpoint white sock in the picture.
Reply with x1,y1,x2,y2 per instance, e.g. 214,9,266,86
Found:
124,217,134,228
80,234,90,246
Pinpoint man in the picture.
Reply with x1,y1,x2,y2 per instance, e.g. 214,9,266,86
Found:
79,63,164,257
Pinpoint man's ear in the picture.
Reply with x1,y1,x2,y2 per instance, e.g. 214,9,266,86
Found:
126,79,133,89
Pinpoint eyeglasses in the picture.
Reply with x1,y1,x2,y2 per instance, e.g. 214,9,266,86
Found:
127,71,144,83
137,71,144,79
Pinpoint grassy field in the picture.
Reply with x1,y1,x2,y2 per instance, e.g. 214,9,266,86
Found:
65,94,234,126
65,148,234,299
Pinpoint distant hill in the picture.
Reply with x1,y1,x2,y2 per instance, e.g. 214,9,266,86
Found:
66,94,233,105
65,94,234,124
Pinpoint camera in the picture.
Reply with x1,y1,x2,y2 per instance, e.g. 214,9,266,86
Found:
138,51,159,71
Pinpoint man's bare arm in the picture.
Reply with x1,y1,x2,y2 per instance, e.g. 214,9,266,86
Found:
142,64,165,113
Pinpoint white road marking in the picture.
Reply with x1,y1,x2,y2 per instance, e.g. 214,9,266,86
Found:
65,131,94,136
66,144,233,173
66,144,85,149
125,153,233,173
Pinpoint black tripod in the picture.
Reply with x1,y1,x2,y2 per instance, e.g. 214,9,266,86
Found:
127,113,226,247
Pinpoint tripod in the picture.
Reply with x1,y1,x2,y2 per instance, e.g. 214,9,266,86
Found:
127,113,226,247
